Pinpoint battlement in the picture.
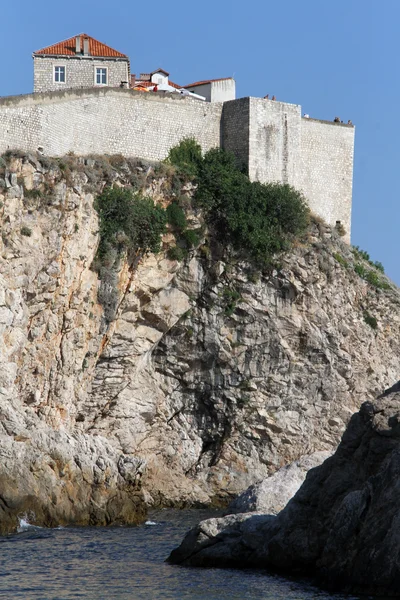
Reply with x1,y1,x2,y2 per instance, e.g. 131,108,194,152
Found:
0,88,354,240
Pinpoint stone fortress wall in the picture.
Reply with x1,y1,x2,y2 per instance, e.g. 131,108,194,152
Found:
0,87,354,240
224,97,354,239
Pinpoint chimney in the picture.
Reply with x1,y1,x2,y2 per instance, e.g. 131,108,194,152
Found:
83,38,89,56
75,35,81,54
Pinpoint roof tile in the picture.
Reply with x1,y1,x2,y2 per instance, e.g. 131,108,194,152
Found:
34,34,128,58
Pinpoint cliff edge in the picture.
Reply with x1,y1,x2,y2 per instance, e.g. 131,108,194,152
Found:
0,151,398,530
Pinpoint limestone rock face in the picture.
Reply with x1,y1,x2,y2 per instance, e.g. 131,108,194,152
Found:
0,154,149,531
1,152,400,528
168,391,400,597
82,218,400,505
226,450,331,515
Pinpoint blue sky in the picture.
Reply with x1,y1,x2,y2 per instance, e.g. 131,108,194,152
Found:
1,0,398,281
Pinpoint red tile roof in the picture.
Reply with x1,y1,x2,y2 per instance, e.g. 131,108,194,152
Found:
34,34,128,58
184,77,233,88
133,81,154,88
130,74,182,89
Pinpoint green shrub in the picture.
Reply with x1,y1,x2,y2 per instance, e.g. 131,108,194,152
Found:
196,148,309,266
21,226,32,237
24,188,42,200
365,270,382,288
222,287,241,316
166,201,187,231
165,142,309,267
94,187,167,263
167,246,186,261
363,311,378,330
166,138,203,178
353,246,385,273
93,187,167,320
182,229,200,248
354,262,390,290
333,252,348,268
354,263,367,278
353,246,370,262
166,200,200,251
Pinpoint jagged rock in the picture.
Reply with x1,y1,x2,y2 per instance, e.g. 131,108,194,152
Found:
168,389,400,597
1,152,400,522
226,450,331,515
0,421,147,534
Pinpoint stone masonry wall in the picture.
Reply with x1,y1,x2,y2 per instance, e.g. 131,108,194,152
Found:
0,87,355,239
222,97,250,170
0,88,223,160
248,98,302,185
33,57,130,93
299,118,354,242
230,98,355,241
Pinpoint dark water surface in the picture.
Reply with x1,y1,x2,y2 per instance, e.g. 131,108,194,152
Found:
0,509,359,600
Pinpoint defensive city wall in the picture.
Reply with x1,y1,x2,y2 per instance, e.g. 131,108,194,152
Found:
0,87,355,240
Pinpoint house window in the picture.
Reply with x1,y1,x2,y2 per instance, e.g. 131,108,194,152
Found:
96,68,107,85
54,66,65,83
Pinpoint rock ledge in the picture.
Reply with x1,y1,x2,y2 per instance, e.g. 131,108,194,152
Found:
168,391,400,597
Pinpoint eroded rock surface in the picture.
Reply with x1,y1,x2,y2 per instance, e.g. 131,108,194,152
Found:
1,152,400,528
168,391,400,597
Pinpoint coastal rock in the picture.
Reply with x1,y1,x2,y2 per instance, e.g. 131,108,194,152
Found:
226,450,331,515
0,425,146,534
1,153,400,522
168,390,400,597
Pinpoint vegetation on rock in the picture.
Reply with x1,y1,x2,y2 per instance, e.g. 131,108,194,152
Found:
168,139,310,266
94,187,167,265
166,137,203,178
166,199,201,260
93,187,167,322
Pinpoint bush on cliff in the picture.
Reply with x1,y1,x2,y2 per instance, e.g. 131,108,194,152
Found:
196,148,309,266
167,139,309,265
93,187,167,323
94,187,167,265
166,138,203,178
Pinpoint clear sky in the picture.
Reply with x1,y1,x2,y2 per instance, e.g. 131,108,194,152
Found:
1,0,398,281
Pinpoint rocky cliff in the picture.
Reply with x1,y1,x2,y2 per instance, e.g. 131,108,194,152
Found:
168,390,400,597
0,151,399,530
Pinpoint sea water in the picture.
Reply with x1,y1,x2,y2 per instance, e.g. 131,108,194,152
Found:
0,509,359,599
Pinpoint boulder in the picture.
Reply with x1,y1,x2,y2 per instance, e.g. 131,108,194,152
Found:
168,390,400,597
226,450,331,515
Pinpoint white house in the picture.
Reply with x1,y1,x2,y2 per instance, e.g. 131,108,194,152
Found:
184,78,236,103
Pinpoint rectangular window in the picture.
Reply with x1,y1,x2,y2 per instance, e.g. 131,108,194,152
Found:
54,66,65,83
96,68,107,85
